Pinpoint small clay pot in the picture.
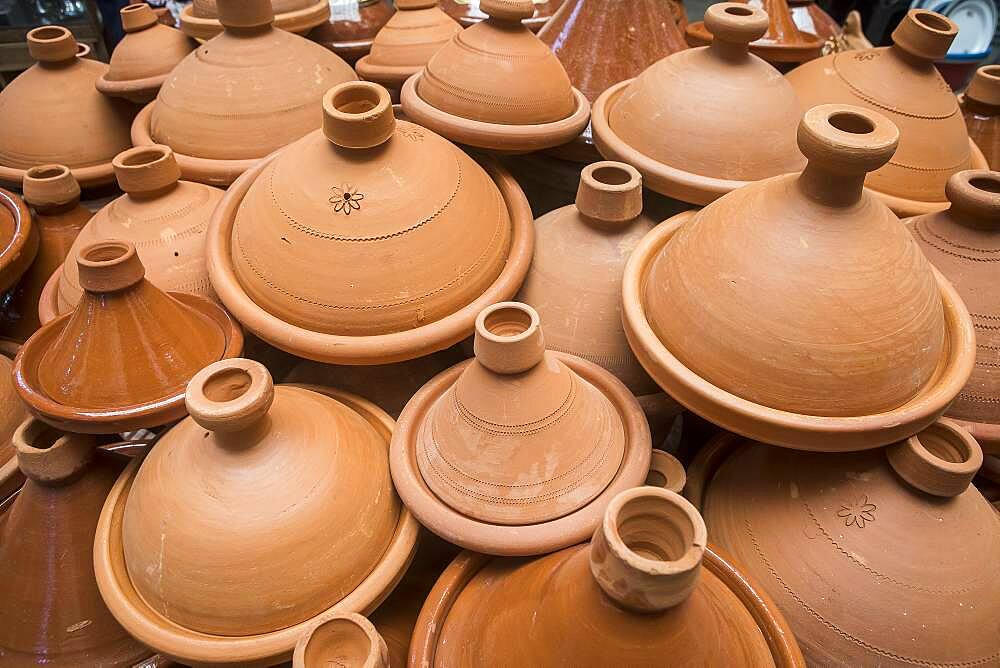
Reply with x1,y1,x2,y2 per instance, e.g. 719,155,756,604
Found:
686,0,825,65
293,613,389,668
0,188,38,296
309,0,396,66
961,65,1000,169
439,0,562,31
0,345,28,467
180,0,331,40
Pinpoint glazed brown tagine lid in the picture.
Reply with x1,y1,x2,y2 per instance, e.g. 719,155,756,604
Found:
787,9,988,216
0,188,38,296
14,240,243,434
356,0,461,94
622,105,976,451
592,3,805,205
179,0,331,40
38,145,222,326
207,81,533,364
390,302,650,556
687,419,998,667
293,613,389,668
93,358,419,666
787,0,840,42
961,65,1000,169
0,344,28,466
686,0,825,65
132,0,358,186
439,0,562,32
309,0,396,66
400,0,590,152
0,419,153,666
409,486,805,667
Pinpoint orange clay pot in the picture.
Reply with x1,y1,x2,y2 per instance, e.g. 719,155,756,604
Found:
390,302,650,555
14,240,242,434
686,0,824,65
961,65,1000,169
132,0,357,186
439,0,562,32
38,145,221,326
592,3,805,205
400,0,590,152
0,189,38,296
622,105,976,451
787,9,989,216
309,0,396,66
409,486,805,667
687,420,998,667
94,359,419,666
180,0,330,40
293,613,389,668
207,81,533,365
0,27,134,190
0,345,28,467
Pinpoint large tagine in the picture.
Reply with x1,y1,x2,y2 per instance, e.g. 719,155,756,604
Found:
0,188,37,297
207,81,532,364
132,0,357,186
309,0,396,66
390,302,650,556
179,0,330,40
439,0,562,32
592,3,805,205
0,26,134,190
787,9,988,216
686,0,824,66
687,420,999,667
961,65,999,169
400,0,590,152
622,104,976,451
93,358,419,666
409,486,805,667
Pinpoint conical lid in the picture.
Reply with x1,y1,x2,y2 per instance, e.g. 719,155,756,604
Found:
308,0,396,65
0,348,28,467
686,0,825,64
181,0,331,39
440,0,563,31
0,188,38,295
293,613,389,668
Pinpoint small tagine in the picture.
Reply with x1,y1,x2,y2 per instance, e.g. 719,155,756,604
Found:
94,359,419,666
96,3,194,103
0,188,38,297
14,240,242,434
787,9,988,216
293,613,389,668
207,81,533,364
961,65,1000,169
686,0,824,66
439,0,562,31
310,0,395,66
133,0,357,186
410,487,805,667
400,0,590,152
688,420,998,667
38,145,222,325
180,0,330,40
622,105,975,451
592,3,805,205
0,345,28,466
390,302,650,555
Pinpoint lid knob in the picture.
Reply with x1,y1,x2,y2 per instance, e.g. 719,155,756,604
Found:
395,0,438,9
481,0,534,22
292,612,390,668
576,162,642,225
891,9,957,62
120,3,158,32
27,26,78,63
944,170,1000,228
186,358,275,433
644,450,687,494
886,419,982,497
217,0,274,29
966,65,1000,108
23,164,81,210
323,82,396,149
76,240,146,293
13,417,97,486
113,145,182,196
473,302,545,374
704,2,769,48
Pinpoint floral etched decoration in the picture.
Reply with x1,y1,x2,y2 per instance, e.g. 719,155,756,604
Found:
837,496,876,528
330,184,364,216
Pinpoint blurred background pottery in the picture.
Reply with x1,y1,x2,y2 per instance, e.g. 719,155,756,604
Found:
180,0,331,40
310,0,397,66
439,0,563,32
0,189,38,299
961,65,1000,168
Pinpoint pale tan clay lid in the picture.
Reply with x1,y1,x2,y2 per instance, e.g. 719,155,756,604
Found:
293,612,390,668
686,0,824,64
180,0,330,40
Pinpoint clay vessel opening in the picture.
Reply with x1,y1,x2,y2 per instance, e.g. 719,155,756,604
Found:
591,165,633,187
332,85,382,115
202,367,254,404
912,10,953,33
483,305,533,338
828,111,875,135
304,617,374,666
615,493,696,563
724,5,752,17
914,424,974,465
645,469,668,488
30,26,70,42
26,165,70,180
20,420,62,451
120,4,145,15
82,241,131,265
119,147,170,168
969,175,1000,194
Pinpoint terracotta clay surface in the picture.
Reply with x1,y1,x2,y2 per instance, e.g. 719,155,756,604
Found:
180,0,331,40
686,0,824,64
293,613,388,668
440,0,562,31
592,3,805,205
622,105,976,451
962,65,1000,169
787,9,987,216
691,422,999,667
0,189,38,297
0,347,27,467
0,26,134,189
310,0,396,65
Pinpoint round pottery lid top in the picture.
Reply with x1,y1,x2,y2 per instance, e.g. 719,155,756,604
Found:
120,358,403,636
360,0,460,72
103,3,193,83
685,0,825,63
966,64,1000,107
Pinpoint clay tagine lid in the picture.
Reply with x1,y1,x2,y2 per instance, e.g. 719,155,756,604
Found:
787,0,840,41
592,3,805,205
688,420,997,666
293,613,389,668
93,358,420,666
14,240,243,434
133,0,358,186
622,104,976,451
207,81,533,364
180,0,331,40
400,0,590,152
309,0,396,66
390,302,651,555
440,0,562,32
0,345,28,467
0,188,38,295
787,9,988,217
39,145,223,326
409,486,805,667
356,0,461,92
961,65,1000,170
686,0,825,65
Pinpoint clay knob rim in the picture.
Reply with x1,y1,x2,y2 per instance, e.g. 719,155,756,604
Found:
945,170,1000,225
76,240,146,293
217,0,274,29
113,145,182,195
473,302,545,374
27,25,78,63
13,417,97,484
891,9,957,62
293,612,390,668
967,65,1000,107
887,418,982,497
323,82,395,149
121,3,159,32
797,104,899,175
395,0,438,9
22,164,80,208
576,161,643,224
185,358,275,433
481,0,534,22
644,450,687,494
703,2,769,46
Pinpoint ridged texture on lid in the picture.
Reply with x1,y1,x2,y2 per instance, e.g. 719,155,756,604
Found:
362,3,460,71
104,11,193,83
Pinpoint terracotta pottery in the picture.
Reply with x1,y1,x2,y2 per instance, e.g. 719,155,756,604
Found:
686,0,824,65
962,65,1000,169
0,346,27,467
840,9,871,51
787,0,838,42
96,4,194,104
0,420,154,666
906,170,1000,453
38,145,222,326
14,240,242,434
0,189,38,296
688,420,999,667
409,486,805,667
0,26,135,190
207,81,533,364
355,0,461,95
622,105,976,451
94,359,419,666
591,3,805,205
293,613,388,668
787,9,988,216
390,302,650,555
132,0,358,187
310,0,396,66
180,0,331,40
400,0,590,153
439,0,563,32
0,167,87,342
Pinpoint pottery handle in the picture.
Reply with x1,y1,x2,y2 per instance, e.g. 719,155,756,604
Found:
944,170,1000,228
576,161,642,225
644,450,687,494
23,164,80,210
323,82,396,149
886,418,982,497
966,65,1000,107
703,3,768,50
473,302,545,374
217,0,274,29
891,9,956,63
120,3,158,32
292,612,389,668
76,240,146,293
480,0,534,22
27,25,78,63
186,358,275,433
113,145,182,196
13,417,97,486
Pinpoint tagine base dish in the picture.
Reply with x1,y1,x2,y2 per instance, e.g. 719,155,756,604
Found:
685,21,824,63
178,0,330,40
871,139,988,217
355,58,422,92
37,262,64,325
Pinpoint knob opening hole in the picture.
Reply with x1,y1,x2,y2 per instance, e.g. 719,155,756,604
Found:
332,84,382,115
26,165,69,180
82,242,130,264
119,147,169,168
202,368,253,404
483,305,533,338
591,165,633,186
968,176,1000,194
912,10,953,33
724,5,753,16
615,494,694,563
304,617,373,667
828,111,875,135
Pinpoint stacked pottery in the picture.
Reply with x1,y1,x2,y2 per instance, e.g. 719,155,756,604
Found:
961,65,999,168
309,0,396,65
439,0,563,32
179,0,331,40
0,189,37,300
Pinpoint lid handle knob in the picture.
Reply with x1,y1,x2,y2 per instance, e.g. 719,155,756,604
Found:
27,26,78,63
23,165,80,210
576,161,643,225
887,419,982,497
473,302,545,375
186,358,275,433
481,0,534,22
120,3,158,32
891,9,957,62
292,612,390,668
76,240,146,293
966,65,1000,107
944,170,1000,228
217,0,274,29
323,82,396,149
13,417,97,486
704,2,769,49
113,145,182,196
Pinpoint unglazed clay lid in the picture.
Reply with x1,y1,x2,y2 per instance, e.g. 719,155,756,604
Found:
686,0,825,64
93,359,419,666
293,613,390,668
0,188,37,295
399,0,590,152
622,105,976,451
440,0,562,31
207,81,534,364
308,0,396,63
133,0,357,186
180,0,331,40
390,302,651,556
965,64,1000,108
14,240,243,434
592,3,805,205
0,26,134,189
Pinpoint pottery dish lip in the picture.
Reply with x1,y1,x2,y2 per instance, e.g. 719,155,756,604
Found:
0,188,38,294
178,0,331,40
93,384,420,667
622,212,977,452
96,71,170,105
399,71,591,153
871,139,988,217
355,56,423,90
684,20,825,64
